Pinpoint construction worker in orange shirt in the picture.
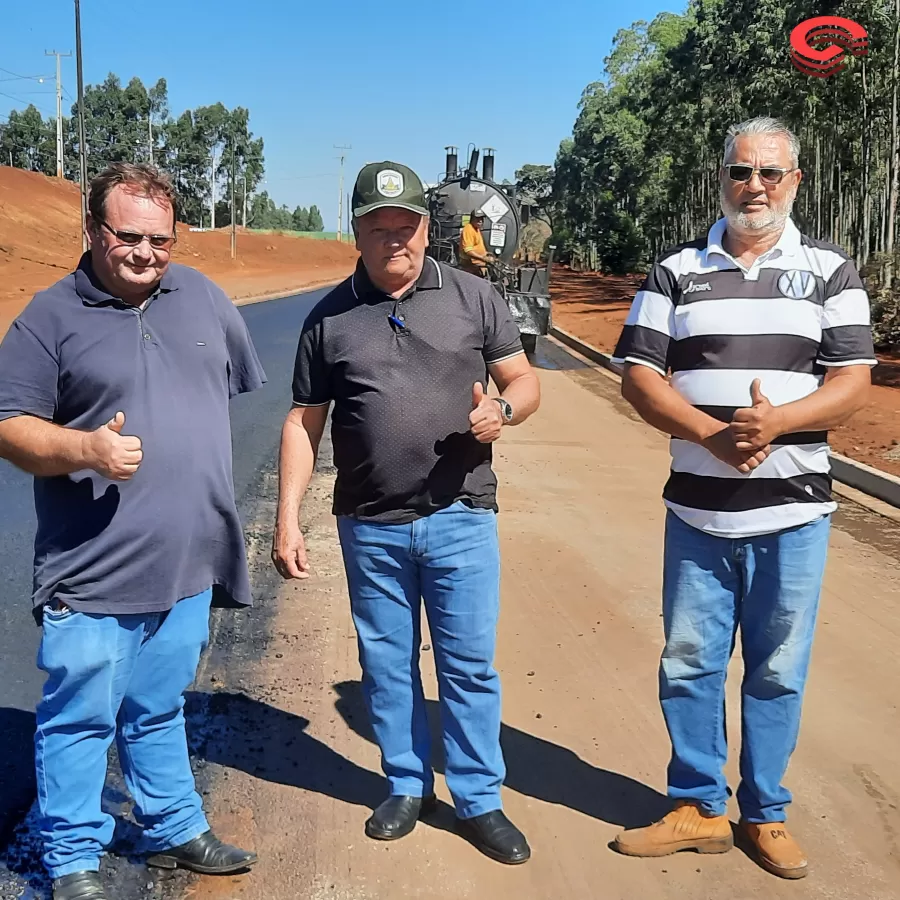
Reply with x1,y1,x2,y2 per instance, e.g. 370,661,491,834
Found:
459,209,493,276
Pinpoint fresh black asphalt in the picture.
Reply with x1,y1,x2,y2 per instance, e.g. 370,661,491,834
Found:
0,286,329,899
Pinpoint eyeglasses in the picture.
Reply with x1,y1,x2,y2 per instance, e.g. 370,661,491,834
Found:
98,219,176,250
724,165,795,186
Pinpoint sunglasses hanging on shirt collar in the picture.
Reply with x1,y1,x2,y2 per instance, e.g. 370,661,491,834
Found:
388,300,408,334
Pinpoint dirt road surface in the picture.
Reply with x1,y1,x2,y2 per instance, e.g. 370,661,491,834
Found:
0,166,357,336
175,338,900,900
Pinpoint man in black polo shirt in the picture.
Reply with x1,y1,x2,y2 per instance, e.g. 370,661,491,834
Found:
0,164,261,900
273,161,541,864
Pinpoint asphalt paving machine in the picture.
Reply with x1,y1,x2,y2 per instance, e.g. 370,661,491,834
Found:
425,146,553,355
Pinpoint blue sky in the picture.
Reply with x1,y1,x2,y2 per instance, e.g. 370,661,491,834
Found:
1,0,685,230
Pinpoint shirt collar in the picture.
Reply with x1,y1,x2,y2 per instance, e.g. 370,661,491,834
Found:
705,216,802,266
351,256,443,300
74,252,179,306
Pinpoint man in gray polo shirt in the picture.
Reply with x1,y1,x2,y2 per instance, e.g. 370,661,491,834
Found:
0,163,263,900
273,161,541,864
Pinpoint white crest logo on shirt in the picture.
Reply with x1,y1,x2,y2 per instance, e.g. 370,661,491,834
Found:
778,269,816,300
683,279,711,294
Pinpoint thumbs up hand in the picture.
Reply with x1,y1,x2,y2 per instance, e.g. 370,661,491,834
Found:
107,411,126,434
729,378,785,454
469,381,503,443
82,411,144,481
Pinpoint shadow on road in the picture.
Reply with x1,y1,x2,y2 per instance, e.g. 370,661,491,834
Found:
182,684,669,833
330,680,669,829
0,707,36,850
184,691,385,811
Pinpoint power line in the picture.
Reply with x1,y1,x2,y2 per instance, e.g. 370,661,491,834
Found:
0,76,54,84
0,90,56,116
0,66,53,82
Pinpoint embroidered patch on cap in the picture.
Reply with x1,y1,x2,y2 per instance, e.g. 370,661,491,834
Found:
377,169,404,198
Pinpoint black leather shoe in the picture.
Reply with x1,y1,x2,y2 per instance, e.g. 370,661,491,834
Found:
457,810,531,864
365,794,438,841
52,872,108,900
146,830,258,874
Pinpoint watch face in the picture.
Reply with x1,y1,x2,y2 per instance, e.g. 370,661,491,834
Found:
496,398,513,421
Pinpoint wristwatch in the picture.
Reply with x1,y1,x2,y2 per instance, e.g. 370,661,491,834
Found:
493,397,514,423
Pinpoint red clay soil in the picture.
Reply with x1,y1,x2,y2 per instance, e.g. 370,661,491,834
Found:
0,166,358,335
550,265,900,478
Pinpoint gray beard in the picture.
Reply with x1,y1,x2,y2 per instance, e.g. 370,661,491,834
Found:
721,193,795,232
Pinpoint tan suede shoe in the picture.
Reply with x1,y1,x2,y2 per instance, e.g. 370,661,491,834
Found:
738,821,808,879
613,801,733,857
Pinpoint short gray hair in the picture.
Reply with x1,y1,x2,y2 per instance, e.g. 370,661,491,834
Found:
723,117,800,168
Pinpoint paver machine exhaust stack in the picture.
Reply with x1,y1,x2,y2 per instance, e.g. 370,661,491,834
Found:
425,146,553,355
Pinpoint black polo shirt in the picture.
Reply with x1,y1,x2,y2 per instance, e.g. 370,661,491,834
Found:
0,253,266,619
292,257,524,523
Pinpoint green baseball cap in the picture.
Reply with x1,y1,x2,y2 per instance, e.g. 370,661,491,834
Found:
352,161,428,218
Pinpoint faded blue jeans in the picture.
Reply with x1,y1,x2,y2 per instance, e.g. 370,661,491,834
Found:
35,589,212,879
660,511,831,823
337,501,505,819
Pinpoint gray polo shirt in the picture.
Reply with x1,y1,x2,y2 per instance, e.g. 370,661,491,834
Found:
0,253,266,620
292,257,524,523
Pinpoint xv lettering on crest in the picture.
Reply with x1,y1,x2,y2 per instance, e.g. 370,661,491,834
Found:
777,269,816,301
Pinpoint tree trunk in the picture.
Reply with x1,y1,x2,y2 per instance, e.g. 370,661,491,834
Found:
886,0,900,287
837,157,843,248
815,134,822,237
861,59,872,267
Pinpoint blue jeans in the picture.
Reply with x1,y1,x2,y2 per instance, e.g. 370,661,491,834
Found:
660,511,830,823
35,589,212,879
337,501,504,819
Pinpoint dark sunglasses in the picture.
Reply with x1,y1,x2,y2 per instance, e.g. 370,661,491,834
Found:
725,165,795,186
98,219,176,250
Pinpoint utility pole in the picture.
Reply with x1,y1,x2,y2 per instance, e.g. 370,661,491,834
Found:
210,150,216,230
45,50,72,179
74,0,89,251
242,175,248,228
230,137,236,259
334,144,351,241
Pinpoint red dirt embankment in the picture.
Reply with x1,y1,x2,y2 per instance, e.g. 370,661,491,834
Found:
0,166,358,335
550,266,900,478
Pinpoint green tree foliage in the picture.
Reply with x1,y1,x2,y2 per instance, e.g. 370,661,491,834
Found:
515,163,555,226
547,0,900,346
248,191,294,230
1,72,266,232
280,205,324,232
307,204,324,231
0,104,56,173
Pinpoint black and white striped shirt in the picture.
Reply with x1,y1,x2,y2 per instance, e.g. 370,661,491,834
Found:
613,217,876,537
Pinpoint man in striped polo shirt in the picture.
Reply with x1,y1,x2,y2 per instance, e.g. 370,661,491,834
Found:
611,117,874,879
